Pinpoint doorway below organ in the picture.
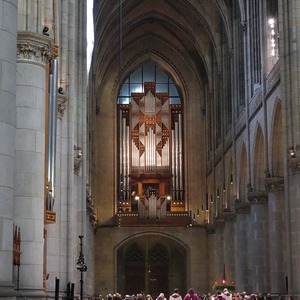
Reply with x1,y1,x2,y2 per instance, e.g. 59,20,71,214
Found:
116,235,186,297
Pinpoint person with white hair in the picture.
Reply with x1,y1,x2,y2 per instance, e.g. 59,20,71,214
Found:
156,293,167,300
170,289,183,300
222,289,232,300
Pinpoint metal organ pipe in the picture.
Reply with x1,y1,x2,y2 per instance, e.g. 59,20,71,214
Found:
175,121,180,201
126,125,130,199
119,113,122,199
50,59,58,197
47,74,53,185
122,117,126,199
172,129,176,200
178,113,183,200
47,59,58,210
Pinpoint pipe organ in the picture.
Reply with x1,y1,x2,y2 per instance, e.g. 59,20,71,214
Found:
118,82,184,217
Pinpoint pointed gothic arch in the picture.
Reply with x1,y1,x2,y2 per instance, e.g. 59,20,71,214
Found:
238,143,248,201
270,100,284,177
253,124,265,191
116,234,187,296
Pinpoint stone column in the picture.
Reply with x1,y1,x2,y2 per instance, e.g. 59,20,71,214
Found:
288,159,300,293
222,212,237,285
265,177,286,294
46,94,67,294
0,0,17,293
248,192,269,292
15,31,53,293
279,1,300,294
234,202,251,292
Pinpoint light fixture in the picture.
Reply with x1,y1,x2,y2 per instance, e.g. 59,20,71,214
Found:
42,26,49,36
76,235,87,300
289,147,296,158
268,18,276,57
230,174,233,185
217,189,220,198
74,146,83,159
134,195,139,201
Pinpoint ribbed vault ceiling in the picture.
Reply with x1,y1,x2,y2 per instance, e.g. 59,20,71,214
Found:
93,0,232,92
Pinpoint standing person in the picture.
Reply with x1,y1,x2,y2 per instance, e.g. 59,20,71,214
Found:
183,288,200,300
146,295,153,300
170,289,183,300
156,293,167,300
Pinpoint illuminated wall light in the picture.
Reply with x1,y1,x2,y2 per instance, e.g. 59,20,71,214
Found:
230,174,233,185
217,189,220,198
269,18,277,57
289,147,296,158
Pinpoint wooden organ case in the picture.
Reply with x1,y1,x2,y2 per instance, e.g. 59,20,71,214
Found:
118,82,184,221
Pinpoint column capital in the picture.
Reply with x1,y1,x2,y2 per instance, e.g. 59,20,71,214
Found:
265,177,284,192
234,201,251,214
247,191,268,204
205,223,216,234
289,157,300,175
17,31,54,66
219,209,237,222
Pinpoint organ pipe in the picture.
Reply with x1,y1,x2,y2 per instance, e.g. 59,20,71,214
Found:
175,121,180,200
119,85,183,210
178,113,183,199
122,117,126,199
47,74,53,184
172,129,176,199
126,125,130,199
51,59,58,196
47,59,58,210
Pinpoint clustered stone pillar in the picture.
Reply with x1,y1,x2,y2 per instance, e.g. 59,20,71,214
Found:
288,161,300,293
223,217,236,284
265,177,286,294
279,1,300,295
248,193,269,293
235,203,251,292
0,0,17,291
15,32,53,293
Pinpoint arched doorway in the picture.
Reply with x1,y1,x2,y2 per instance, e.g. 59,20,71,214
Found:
117,235,186,297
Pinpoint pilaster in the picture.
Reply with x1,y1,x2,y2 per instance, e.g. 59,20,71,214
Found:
265,177,286,293
248,191,270,292
234,202,251,292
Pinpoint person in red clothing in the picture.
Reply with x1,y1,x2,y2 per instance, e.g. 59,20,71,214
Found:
183,288,200,300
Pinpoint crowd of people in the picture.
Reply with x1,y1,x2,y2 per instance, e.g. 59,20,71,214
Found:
90,287,283,300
